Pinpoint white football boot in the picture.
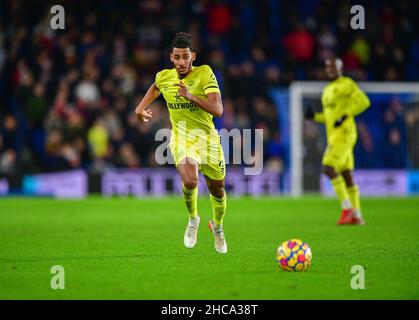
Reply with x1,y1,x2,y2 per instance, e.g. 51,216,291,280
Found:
208,220,227,254
184,216,200,248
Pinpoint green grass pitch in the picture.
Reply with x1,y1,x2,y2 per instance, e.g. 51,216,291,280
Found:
0,196,418,300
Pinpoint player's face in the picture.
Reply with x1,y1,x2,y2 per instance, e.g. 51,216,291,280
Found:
325,59,339,79
170,48,196,77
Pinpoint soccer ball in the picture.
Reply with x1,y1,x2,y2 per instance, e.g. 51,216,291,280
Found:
276,239,312,272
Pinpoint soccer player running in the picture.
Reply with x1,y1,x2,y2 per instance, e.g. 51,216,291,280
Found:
134,32,227,253
305,58,371,225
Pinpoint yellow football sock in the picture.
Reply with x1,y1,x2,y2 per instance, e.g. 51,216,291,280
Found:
182,183,198,219
210,193,227,226
348,185,361,212
331,176,351,209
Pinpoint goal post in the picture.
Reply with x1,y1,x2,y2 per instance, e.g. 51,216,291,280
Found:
289,81,419,197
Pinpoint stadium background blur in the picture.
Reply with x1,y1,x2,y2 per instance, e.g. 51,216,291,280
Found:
0,0,419,194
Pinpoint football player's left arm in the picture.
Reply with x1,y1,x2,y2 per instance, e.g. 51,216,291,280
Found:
304,107,325,123
335,81,371,128
346,85,371,117
176,82,223,117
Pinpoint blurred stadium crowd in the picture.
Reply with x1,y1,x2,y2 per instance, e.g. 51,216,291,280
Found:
0,0,419,174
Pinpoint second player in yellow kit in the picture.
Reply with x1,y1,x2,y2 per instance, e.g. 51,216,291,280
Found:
305,58,370,225
317,75,370,172
135,32,228,253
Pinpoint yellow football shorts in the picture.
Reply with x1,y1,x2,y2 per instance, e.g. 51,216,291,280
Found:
169,138,226,181
321,141,355,173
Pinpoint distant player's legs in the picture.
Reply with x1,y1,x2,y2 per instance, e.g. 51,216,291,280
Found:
323,165,352,211
341,170,364,224
177,157,200,248
205,176,227,253
322,142,357,225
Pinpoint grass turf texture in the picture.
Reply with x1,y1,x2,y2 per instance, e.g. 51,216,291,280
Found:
0,196,418,300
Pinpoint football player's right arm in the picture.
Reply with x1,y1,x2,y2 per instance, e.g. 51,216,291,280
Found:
134,82,161,123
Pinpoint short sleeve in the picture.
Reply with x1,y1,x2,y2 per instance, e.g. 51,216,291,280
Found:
155,71,162,90
202,65,220,95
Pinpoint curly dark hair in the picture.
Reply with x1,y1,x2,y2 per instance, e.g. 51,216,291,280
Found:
171,32,194,51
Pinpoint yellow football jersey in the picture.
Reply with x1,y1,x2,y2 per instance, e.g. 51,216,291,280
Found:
155,65,221,145
315,76,370,144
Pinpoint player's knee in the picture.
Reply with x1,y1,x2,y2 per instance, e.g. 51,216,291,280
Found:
211,189,225,198
208,184,225,198
322,166,337,179
183,176,198,190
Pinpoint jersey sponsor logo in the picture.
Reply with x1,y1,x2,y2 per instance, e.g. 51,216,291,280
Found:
167,102,199,112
